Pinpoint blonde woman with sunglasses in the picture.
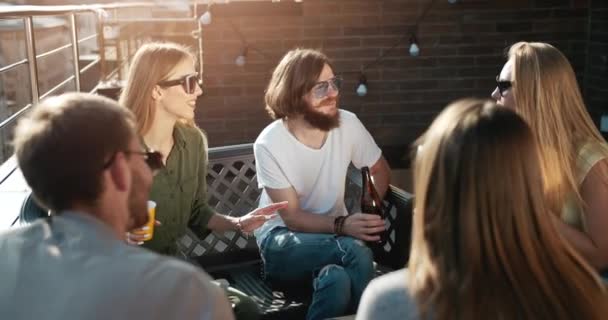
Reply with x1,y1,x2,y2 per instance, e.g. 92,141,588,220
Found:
120,42,287,320
357,99,608,320
492,42,608,275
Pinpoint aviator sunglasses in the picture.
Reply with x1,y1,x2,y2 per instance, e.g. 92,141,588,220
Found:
157,73,201,94
495,75,512,97
311,76,343,99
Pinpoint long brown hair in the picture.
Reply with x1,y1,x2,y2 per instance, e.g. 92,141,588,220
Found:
119,42,196,136
508,41,607,213
409,99,607,320
264,48,333,119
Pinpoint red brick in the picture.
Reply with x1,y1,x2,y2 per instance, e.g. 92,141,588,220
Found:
319,15,363,27
400,57,438,68
321,38,362,49
419,46,459,56
362,36,404,48
381,1,425,12
196,119,226,132
342,3,382,15
458,45,501,55
419,23,459,34
437,79,477,89
202,86,244,97
476,55,505,66
533,20,586,32
379,25,413,36
198,96,225,107
344,26,384,37
458,66,499,77
331,59,368,71
282,39,323,50
437,57,476,67
302,27,344,38
303,3,343,16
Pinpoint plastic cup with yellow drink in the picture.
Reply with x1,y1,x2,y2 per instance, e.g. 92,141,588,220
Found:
131,200,156,241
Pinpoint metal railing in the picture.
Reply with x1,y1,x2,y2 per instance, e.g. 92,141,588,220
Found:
0,2,207,184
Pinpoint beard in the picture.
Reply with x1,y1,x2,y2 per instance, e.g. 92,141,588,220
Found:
302,96,340,131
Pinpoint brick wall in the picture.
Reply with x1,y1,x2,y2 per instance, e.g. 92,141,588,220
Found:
197,0,593,155
585,0,608,131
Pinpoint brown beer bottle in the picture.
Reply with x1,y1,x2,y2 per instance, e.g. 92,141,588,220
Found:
360,166,386,245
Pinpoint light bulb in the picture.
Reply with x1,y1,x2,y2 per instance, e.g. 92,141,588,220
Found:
409,43,420,56
235,55,246,67
356,83,368,97
356,73,368,97
600,114,608,133
199,11,212,25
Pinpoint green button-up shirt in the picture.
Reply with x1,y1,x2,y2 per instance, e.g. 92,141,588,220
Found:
143,123,215,255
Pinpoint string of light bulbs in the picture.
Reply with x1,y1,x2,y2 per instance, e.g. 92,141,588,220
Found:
353,0,442,96
198,0,457,96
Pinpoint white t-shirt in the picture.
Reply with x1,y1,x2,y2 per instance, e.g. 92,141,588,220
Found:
253,109,382,245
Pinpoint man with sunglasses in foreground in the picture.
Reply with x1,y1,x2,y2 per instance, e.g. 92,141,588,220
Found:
0,93,233,320
253,49,391,319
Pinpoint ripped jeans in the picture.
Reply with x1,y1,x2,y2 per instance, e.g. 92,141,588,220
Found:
260,227,374,320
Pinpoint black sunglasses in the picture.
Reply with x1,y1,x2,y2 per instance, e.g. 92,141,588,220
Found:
103,150,164,172
496,75,512,97
157,73,201,94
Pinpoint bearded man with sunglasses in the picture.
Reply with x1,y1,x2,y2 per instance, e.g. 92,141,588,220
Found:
0,93,234,320
253,49,391,320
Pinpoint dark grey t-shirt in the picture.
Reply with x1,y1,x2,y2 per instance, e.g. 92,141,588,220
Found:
356,269,422,320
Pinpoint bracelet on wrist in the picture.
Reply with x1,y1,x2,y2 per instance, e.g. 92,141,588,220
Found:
338,215,347,235
334,216,348,235
333,216,344,235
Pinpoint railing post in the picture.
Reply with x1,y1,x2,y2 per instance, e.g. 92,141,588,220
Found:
96,11,106,82
24,17,39,104
197,20,204,80
113,8,124,81
69,13,81,92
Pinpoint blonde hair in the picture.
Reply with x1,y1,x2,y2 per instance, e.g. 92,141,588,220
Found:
119,42,197,136
409,99,607,320
508,41,606,213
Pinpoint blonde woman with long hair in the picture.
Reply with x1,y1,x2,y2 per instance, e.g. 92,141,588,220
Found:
119,42,287,320
357,99,607,320
492,42,608,273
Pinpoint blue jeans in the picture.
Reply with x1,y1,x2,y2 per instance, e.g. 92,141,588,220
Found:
260,227,374,320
